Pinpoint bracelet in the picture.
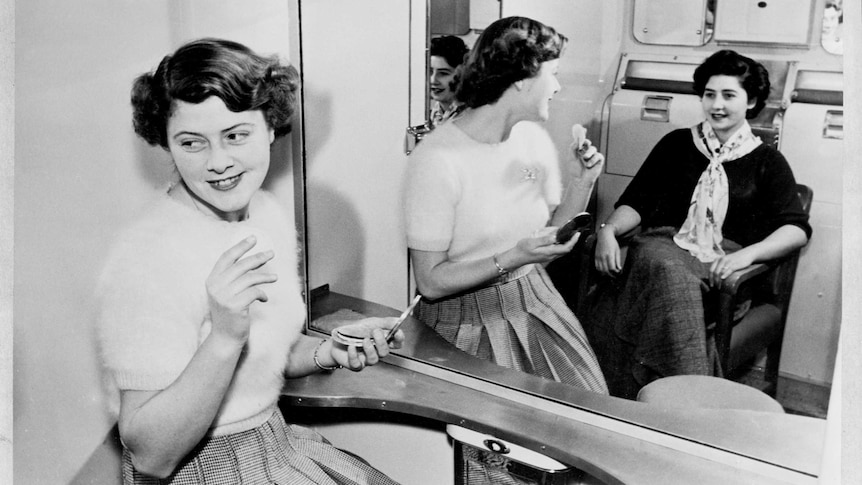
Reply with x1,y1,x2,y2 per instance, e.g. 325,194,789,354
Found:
599,222,617,236
313,339,342,372
492,253,509,275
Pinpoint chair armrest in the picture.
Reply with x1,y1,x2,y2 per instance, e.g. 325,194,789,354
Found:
718,263,771,296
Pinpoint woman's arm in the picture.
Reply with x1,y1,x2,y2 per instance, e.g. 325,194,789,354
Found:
118,333,246,478
594,205,642,276
118,237,276,478
550,133,605,227
283,326,404,378
411,232,577,300
708,224,808,287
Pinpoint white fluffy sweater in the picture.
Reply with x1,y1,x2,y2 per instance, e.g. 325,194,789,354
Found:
403,120,562,261
95,190,306,435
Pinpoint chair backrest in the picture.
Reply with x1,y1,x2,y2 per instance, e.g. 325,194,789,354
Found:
797,183,813,213
768,183,813,306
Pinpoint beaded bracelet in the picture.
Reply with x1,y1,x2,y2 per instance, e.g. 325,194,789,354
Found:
313,339,342,371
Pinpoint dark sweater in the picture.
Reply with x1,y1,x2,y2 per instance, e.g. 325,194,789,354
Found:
616,128,812,247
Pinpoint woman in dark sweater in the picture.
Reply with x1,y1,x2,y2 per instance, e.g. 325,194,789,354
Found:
585,50,811,399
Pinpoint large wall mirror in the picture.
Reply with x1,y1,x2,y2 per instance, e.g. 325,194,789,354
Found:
298,0,843,476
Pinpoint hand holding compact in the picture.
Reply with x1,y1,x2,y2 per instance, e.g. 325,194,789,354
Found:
511,227,579,266
330,316,406,371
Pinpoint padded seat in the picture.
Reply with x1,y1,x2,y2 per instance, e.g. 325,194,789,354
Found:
637,375,785,413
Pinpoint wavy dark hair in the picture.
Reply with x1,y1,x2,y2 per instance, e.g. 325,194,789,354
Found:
692,49,770,119
429,35,469,68
131,38,300,148
455,17,567,109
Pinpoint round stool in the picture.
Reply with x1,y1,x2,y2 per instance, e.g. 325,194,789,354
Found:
636,375,785,413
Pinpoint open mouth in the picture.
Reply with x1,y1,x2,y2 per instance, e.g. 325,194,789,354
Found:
209,174,242,191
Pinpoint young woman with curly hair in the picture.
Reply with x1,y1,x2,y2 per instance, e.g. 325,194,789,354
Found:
404,17,609,482
96,38,403,484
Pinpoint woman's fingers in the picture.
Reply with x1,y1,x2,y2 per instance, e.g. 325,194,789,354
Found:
211,236,258,274
345,345,367,372
709,259,734,287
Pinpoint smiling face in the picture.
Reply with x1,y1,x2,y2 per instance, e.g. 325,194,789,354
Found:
166,96,274,222
701,74,755,143
429,55,458,107
520,59,561,122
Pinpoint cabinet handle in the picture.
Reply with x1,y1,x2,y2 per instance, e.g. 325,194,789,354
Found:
641,95,672,122
823,110,843,140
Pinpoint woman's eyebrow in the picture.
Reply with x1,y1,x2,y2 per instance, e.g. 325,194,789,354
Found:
172,123,252,139
221,122,253,134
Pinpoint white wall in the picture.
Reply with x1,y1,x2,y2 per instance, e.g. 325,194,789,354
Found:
1,2,15,484
13,2,293,483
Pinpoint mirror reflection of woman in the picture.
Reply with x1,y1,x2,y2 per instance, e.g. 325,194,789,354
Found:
405,16,609,395
96,38,403,484
428,35,468,126
821,2,843,55
405,16,608,482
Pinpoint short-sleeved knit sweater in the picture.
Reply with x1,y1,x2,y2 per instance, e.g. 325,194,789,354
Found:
95,190,306,436
403,120,562,261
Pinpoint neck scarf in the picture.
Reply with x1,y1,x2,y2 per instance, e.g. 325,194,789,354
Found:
673,121,762,262
430,101,465,127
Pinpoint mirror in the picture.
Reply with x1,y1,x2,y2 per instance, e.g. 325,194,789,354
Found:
300,0,841,474
821,1,844,55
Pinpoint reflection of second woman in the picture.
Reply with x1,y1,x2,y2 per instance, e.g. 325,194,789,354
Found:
428,35,469,126
404,17,608,396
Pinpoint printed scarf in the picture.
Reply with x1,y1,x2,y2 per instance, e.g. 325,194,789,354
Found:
673,121,761,262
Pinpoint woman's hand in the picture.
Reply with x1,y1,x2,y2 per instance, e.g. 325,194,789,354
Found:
570,124,605,185
507,227,579,267
206,236,277,344
594,227,622,276
328,317,405,371
709,250,755,288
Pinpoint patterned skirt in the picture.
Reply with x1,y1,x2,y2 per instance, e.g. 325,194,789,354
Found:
122,407,400,485
416,265,607,484
582,228,721,400
416,264,608,394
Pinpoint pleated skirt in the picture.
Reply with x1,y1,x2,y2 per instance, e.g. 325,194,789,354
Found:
122,407,400,485
416,265,608,395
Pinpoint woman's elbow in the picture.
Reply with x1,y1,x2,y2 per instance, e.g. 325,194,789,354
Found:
415,284,442,301
127,448,180,479
414,277,448,301
791,225,810,249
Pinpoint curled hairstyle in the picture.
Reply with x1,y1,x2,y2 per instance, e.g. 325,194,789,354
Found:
131,38,300,148
456,16,567,109
429,35,469,69
693,49,770,119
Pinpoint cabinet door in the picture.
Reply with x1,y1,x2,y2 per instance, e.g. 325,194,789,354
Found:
300,0,425,310
779,100,843,384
